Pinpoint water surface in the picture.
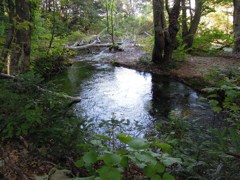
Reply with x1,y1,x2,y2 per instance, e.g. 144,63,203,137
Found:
50,55,213,131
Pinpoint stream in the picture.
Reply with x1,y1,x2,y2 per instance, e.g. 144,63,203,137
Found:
50,53,214,135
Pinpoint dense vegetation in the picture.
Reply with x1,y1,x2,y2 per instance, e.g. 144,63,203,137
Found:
0,0,240,179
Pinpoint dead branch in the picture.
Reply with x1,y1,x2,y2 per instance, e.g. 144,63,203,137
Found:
144,31,153,37
66,40,113,50
226,152,240,160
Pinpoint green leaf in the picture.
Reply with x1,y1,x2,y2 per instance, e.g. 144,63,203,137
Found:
120,156,128,167
117,133,132,144
162,154,182,166
151,175,163,180
144,162,165,177
136,152,157,165
144,165,157,177
153,142,172,153
100,153,122,166
90,140,102,146
82,151,98,166
209,100,222,113
163,173,175,180
75,159,84,168
98,166,121,180
128,138,149,150
156,162,165,173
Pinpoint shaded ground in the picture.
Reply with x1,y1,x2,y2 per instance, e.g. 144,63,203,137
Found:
110,47,240,89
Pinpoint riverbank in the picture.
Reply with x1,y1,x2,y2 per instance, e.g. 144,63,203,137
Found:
108,47,240,91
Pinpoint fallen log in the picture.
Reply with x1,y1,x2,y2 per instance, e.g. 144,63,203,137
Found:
66,40,113,50
0,73,81,103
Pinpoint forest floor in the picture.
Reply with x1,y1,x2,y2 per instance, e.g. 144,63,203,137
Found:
110,46,240,89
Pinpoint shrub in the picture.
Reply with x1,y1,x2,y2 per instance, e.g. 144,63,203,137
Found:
0,73,85,158
33,54,70,79
192,29,233,56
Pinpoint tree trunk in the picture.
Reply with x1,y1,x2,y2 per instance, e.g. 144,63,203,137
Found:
10,0,31,74
152,0,181,65
233,0,240,53
164,0,181,62
152,0,165,64
181,0,188,39
47,0,55,54
0,0,15,73
182,0,203,49
0,0,4,19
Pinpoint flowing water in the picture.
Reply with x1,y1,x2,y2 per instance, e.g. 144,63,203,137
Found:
50,54,214,134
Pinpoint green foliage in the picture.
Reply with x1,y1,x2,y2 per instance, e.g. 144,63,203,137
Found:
67,31,87,43
75,132,178,179
137,36,154,54
192,28,233,55
204,66,240,125
33,53,71,79
172,44,188,61
150,110,240,179
0,73,85,158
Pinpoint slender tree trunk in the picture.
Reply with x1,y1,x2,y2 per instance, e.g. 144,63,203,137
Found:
10,0,31,74
110,0,115,45
152,0,165,64
164,0,181,62
233,0,240,53
106,0,115,46
182,0,203,49
47,0,55,54
181,0,188,39
0,0,15,73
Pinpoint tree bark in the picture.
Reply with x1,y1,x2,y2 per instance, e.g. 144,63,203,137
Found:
164,0,181,62
0,0,15,73
233,0,240,53
47,0,55,54
152,0,165,64
182,0,203,49
152,0,181,65
10,0,31,75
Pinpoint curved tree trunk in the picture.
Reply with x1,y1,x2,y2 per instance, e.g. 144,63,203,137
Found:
233,0,240,53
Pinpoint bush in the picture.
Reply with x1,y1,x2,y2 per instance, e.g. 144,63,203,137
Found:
192,29,233,56
67,31,87,43
0,73,85,158
204,66,240,125
33,54,70,79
